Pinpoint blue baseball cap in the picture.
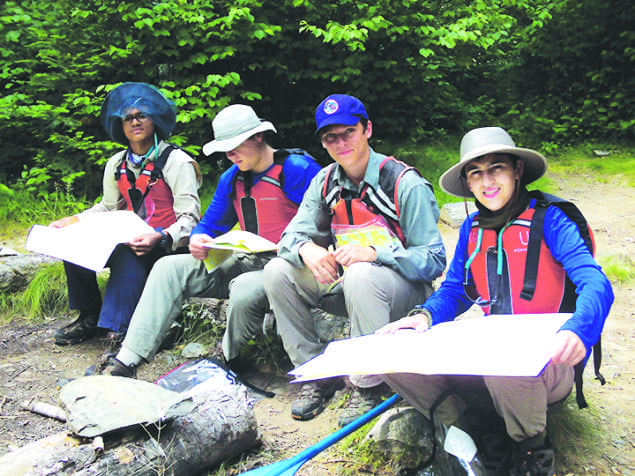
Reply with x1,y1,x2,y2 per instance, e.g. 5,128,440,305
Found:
315,94,368,133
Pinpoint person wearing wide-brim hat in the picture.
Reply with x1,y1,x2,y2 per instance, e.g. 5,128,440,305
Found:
51,82,202,347
379,127,613,474
92,103,321,378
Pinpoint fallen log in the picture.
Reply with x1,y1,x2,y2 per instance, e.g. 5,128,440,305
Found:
0,379,260,475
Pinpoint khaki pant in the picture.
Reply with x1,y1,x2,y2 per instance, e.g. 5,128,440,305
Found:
382,362,575,442
121,252,273,363
263,257,433,388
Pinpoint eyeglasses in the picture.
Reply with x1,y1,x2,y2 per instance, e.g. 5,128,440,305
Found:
321,127,358,145
123,112,150,124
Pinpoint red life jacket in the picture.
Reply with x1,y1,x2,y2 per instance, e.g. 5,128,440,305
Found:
467,196,603,409
322,156,424,247
115,145,176,229
230,149,303,243
467,207,569,315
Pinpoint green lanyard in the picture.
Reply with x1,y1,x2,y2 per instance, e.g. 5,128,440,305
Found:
464,221,511,276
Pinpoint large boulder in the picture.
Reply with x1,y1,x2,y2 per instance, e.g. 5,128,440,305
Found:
0,250,58,293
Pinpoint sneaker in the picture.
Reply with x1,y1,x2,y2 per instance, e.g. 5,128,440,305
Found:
477,432,513,475
291,377,342,421
53,310,103,346
338,382,393,427
85,353,137,378
510,440,555,476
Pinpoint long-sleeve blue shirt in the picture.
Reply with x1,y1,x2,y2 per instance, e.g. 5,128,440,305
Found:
192,151,321,238
422,199,613,357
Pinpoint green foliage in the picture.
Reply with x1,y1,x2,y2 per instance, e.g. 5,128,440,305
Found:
0,181,88,240
547,397,606,469
19,263,69,319
540,143,635,187
389,135,462,208
500,0,635,143
0,262,109,322
5,0,607,200
179,300,226,348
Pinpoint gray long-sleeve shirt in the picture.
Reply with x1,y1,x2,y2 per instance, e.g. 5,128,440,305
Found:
277,148,446,282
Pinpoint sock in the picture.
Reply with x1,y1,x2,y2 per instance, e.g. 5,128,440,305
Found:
116,346,144,367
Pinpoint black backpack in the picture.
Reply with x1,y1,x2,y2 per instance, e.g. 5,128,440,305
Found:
523,190,605,409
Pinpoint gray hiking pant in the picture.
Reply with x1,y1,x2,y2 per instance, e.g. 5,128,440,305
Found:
121,252,273,363
382,362,575,442
263,257,433,388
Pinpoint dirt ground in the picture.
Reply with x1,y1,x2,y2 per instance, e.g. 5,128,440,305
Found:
0,173,633,475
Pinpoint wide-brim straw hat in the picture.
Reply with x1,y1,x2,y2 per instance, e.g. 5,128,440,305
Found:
202,104,276,156
100,82,176,146
440,127,548,198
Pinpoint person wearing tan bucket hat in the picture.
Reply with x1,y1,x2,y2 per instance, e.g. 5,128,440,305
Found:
88,103,321,379
440,126,547,199
379,127,613,474
51,82,202,347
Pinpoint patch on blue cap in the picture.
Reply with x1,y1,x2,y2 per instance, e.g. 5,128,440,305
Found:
324,99,339,115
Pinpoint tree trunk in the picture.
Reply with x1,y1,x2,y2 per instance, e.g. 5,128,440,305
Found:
0,385,260,475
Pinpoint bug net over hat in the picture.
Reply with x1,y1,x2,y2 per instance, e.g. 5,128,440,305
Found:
100,82,177,146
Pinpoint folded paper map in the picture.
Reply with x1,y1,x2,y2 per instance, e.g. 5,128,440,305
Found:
203,230,277,271
25,211,154,272
290,313,570,382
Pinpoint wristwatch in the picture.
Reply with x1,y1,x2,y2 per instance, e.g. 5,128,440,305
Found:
155,227,173,251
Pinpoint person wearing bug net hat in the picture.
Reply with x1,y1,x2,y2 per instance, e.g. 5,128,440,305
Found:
377,127,613,475
51,82,202,347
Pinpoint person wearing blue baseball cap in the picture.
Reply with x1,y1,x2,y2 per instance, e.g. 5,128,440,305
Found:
263,94,447,425
50,82,202,346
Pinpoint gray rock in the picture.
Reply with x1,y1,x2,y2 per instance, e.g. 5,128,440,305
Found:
59,375,198,437
0,252,58,293
182,342,207,358
365,406,434,456
439,202,477,228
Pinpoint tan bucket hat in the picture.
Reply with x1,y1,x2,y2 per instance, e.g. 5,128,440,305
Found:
440,127,548,198
202,104,276,156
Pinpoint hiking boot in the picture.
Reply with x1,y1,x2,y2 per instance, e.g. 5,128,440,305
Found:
510,439,555,476
158,322,184,352
338,382,393,427
53,310,103,345
85,353,137,378
477,432,513,475
291,377,342,421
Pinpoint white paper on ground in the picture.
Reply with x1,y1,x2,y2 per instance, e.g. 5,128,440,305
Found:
289,313,570,381
25,211,154,272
